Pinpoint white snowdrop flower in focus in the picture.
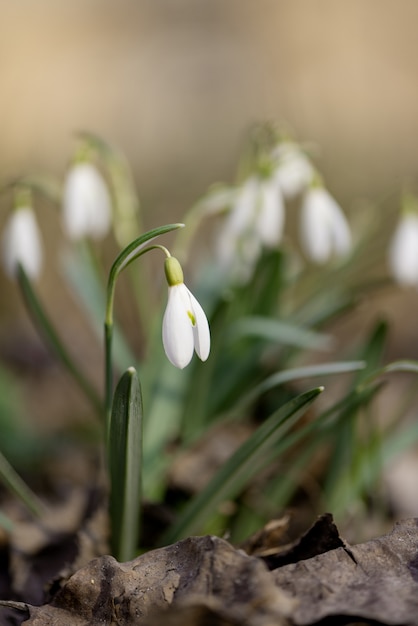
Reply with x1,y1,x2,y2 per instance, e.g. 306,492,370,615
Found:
63,162,112,240
272,142,314,199
2,206,43,280
163,256,210,369
389,211,418,286
300,185,351,264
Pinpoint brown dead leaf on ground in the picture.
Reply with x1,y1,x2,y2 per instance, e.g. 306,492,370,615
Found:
22,535,295,626
274,517,418,625
0,516,415,626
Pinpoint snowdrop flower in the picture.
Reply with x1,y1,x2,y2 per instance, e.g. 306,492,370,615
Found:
272,142,314,199
62,162,112,240
162,256,210,369
198,185,238,216
389,209,418,286
216,174,285,279
2,205,43,280
300,184,351,264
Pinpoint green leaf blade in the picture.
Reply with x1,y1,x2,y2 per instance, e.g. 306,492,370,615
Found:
109,367,143,561
161,386,323,545
230,315,333,351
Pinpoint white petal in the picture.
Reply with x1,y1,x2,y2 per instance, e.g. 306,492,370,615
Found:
300,189,332,263
200,187,237,215
186,288,211,361
216,176,258,267
389,214,418,285
273,143,314,198
162,285,194,369
324,191,351,256
2,208,43,279
223,177,259,239
300,188,351,263
62,163,112,240
256,178,285,247
215,177,260,272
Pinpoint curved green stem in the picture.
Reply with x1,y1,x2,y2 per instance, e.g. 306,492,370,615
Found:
104,224,183,433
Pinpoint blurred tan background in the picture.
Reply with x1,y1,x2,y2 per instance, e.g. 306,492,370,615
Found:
1,0,418,433
2,0,418,211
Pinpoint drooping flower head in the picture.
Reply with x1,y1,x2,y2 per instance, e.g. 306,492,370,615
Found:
2,188,43,280
62,147,112,241
300,177,351,264
215,165,285,282
389,193,418,286
163,256,210,369
272,141,314,199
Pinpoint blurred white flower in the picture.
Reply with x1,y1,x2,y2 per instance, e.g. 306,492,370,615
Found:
2,207,43,280
389,212,418,286
300,186,351,264
198,186,238,215
272,142,314,199
216,175,285,279
163,256,210,369
62,162,112,240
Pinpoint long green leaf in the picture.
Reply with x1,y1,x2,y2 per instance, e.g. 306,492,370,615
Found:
109,367,143,561
352,319,388,386
63,242,137,369
17,265,103,415
161,386,323,544
357,359,418,390
0,450,45,518
223,360,365,421
323,321,389,511
229,316,333,351
142,360,190,499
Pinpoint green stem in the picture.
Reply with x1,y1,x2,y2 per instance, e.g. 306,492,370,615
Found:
104,320,113,438
17,265,103,417
103,224,183,433
0,450,45,518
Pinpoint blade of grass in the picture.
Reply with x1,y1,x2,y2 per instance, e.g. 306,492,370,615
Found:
17,265,103,416
323,320,389,511
229,316,333,351
0,450,45,518
63,244,136,371
357,359,418,390
108,367,143,561
161,386,323,544
258,381,383,513
222,360,365,421
142,358,190,500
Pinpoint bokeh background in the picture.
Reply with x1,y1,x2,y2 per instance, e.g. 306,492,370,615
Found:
1,0,418,516
3,1,418,213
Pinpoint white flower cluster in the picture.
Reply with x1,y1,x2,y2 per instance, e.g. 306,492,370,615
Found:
205,141,352,282
1,161,112,281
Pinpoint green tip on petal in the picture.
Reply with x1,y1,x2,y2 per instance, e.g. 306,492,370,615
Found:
14,186,32,210
164,256,184,286
401,191,418,216
310,170,324,189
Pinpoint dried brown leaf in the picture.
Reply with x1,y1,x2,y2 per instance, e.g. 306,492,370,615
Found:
273,518,418,625
4,517,418,625
23,536,294,626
